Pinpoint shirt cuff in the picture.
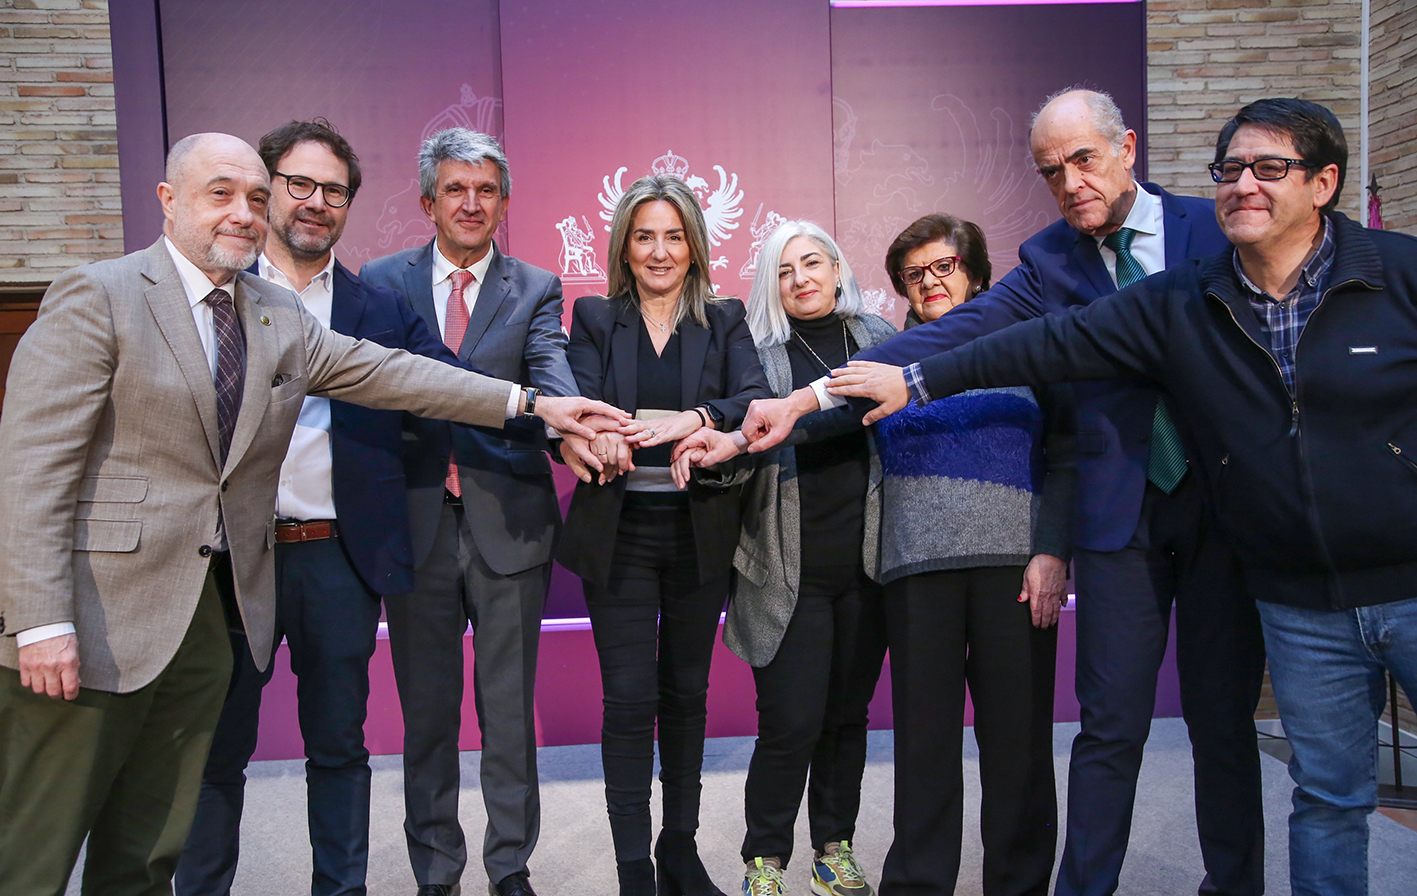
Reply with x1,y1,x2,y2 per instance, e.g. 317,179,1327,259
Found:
16,622,76,647
810,376,847,411
902,363,932,406
504,384,522,419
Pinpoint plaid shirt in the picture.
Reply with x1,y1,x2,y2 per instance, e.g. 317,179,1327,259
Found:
1236,216,1336,396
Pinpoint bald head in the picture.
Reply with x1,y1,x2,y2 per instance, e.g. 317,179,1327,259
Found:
158,132,271,285
1028,88,1139,237
165,133,263,190
1030,89,1128,154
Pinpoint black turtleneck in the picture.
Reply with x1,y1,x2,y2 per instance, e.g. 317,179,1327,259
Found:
786,313,870,571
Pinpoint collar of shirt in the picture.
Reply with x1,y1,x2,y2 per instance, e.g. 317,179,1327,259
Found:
1094,182,1165,279
164,235,235,309
259,252,336,329
258,251,335,296
1233,215,1336,302
433,240,496,290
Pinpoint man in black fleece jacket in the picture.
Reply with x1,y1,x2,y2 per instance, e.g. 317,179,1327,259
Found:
828,97,1417,896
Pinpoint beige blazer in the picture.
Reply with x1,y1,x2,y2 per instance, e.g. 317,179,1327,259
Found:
0,239,514,693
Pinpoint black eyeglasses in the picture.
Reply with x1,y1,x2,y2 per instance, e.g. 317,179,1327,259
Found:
899,255,962,287
1208,157,1319,184
273,171,352,207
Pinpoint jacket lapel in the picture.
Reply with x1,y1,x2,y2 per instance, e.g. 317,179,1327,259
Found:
760,342,793,398
1072,231,1117,299
404,241,438,336
460,245,510,358
1155,184,1193,269
221,274,277,474
611,302,639,412
679,316,711,412
140,240,224,468
330,261,366,336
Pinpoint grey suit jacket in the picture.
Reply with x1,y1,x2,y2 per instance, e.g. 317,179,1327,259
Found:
725,313,896,668
0,239,518,693
360,240,577,576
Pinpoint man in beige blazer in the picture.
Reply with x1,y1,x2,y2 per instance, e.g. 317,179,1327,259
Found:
0,132,620,895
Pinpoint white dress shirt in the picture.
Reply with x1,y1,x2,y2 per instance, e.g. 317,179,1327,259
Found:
1095,182,1167,284
260,253,339,522
430,242,521,417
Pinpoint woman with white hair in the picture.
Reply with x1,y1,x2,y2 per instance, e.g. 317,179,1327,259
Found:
682,220,896,896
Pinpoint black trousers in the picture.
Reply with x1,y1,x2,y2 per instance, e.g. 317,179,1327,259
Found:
583,502,729,862
741,565,887,866
1058,477,1266,896
176,538,382,896
879,566,1059,896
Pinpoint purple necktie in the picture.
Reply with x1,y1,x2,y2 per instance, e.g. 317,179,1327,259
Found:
205,288,246,464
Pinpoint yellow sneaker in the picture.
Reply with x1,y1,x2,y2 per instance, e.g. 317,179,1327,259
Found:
811,841,872,896
745,857,787,896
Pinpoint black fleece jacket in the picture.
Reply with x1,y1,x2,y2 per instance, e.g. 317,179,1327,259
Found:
919,212,1417,611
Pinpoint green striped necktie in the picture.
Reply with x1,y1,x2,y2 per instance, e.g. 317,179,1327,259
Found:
1103,227,1188,493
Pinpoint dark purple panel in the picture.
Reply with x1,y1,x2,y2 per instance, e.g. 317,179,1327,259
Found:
830,1,1146,324
111,0,167,252
158,0,502,269
499,0,836,307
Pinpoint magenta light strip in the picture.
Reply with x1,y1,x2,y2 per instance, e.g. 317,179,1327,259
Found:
830,0,1137,7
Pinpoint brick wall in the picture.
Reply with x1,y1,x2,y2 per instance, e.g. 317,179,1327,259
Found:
1146,0,1365,221
1369,0,1416,234
0,0,119,284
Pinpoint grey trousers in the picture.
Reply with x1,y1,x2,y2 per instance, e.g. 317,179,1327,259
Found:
384,502,548,889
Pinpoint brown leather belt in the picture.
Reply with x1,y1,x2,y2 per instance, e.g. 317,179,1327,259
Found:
274,519,338,543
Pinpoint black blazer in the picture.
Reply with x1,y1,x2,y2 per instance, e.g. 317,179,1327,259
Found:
557,294,771,589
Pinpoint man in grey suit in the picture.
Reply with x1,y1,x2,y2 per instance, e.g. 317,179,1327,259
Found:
360,129,575,896
0,132,620,896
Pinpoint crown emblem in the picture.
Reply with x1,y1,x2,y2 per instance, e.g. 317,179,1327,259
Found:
651,149,691,180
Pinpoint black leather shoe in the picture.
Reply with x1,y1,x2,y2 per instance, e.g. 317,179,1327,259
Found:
492,871,537,896
416,886,459,896
655,830,726,896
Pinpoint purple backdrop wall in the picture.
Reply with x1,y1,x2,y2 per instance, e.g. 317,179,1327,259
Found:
114,0,1145,621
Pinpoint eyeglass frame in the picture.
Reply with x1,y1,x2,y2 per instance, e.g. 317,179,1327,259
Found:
1207,157,1321,185
899,255,964,287
273,171,354,208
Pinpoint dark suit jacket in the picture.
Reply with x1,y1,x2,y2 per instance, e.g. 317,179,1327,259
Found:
323,261,463,595
556,295,772,590
857,184,1230,552
359,240,577,577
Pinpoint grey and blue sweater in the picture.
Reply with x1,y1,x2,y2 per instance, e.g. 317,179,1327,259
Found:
875,318,1076,585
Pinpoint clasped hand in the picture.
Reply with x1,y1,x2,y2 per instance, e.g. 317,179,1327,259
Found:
559,409,718,486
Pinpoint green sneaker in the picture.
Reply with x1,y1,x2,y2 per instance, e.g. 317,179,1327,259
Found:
811,841,872,896
745,857,787,896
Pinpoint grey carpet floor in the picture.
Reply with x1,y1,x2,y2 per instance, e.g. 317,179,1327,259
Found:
65,718,1417,895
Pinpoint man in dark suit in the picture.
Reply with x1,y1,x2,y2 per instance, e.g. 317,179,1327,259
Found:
739,89,1266,896
360,128,577,896
173,120,461,896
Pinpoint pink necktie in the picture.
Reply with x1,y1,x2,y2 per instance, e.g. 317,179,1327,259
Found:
444,270,475,497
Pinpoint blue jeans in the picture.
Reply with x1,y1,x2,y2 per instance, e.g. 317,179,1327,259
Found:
1256,596,1417,896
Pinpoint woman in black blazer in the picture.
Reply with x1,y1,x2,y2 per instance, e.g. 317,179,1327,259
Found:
557,173,771,896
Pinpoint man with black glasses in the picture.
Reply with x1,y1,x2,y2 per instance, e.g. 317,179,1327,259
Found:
828,97,1417,896
174,119,464,896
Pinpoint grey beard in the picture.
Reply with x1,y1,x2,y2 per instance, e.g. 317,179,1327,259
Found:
276,224,336,263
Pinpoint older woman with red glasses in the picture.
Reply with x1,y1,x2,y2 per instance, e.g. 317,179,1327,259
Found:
869,214,1076,896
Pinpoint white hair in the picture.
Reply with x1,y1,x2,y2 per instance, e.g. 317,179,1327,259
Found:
745,220,864,348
